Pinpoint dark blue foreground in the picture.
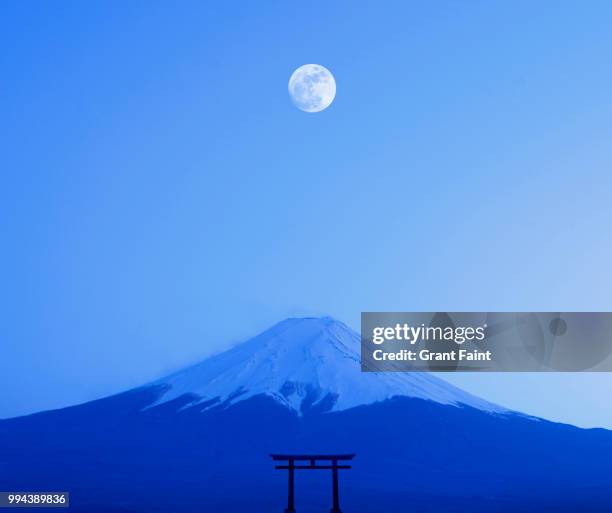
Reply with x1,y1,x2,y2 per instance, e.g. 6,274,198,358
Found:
1,386,611,512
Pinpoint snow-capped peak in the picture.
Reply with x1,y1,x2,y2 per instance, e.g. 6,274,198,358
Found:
148,317,505,414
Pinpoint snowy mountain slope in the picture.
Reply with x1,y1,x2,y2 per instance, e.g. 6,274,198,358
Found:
147,316,506,414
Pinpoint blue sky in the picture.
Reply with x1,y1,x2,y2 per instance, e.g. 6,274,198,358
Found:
2,1,612,427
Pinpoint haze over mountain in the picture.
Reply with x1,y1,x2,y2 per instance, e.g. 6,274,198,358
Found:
147,317,505,414
1,317,611,513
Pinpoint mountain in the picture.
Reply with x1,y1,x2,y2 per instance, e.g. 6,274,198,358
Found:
1,317,611,513
146,316,504,414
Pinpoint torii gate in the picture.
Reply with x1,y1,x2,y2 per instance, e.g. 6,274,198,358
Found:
270,453,355,513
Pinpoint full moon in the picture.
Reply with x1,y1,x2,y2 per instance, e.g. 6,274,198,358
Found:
288,64,336,113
